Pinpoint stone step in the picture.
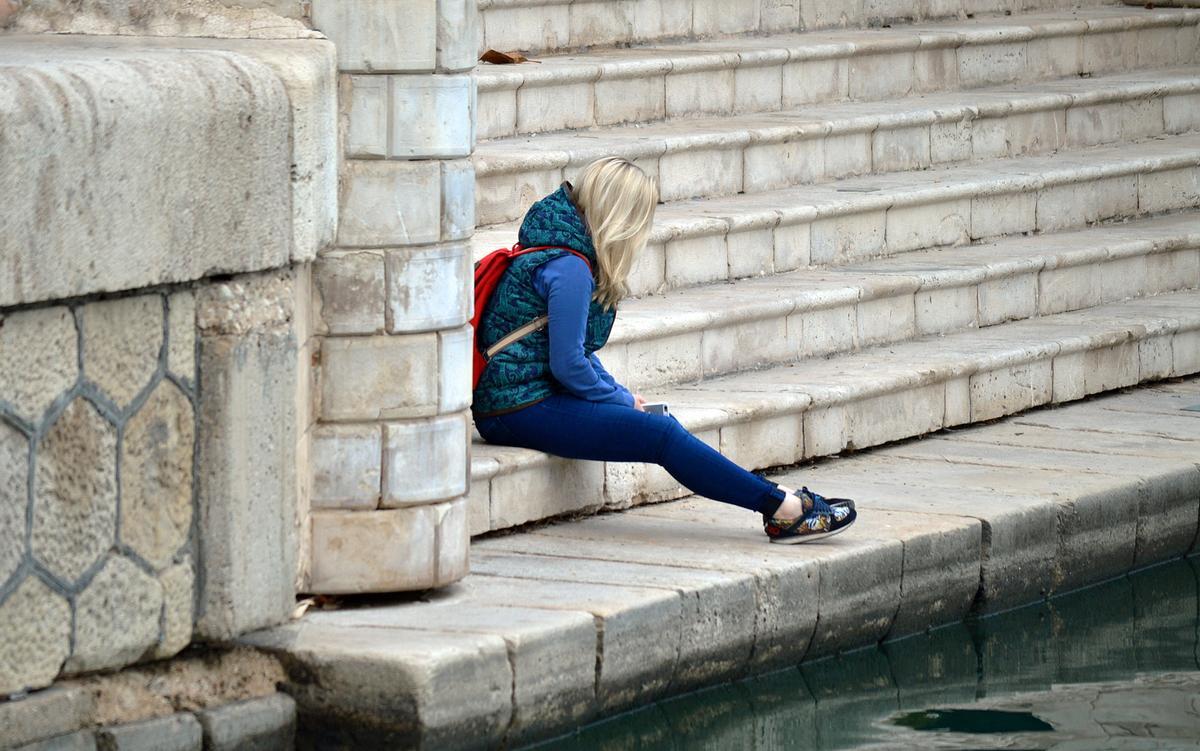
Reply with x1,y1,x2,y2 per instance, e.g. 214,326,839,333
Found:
597,212,1200,392
475,67,1200,225
475,132,1200,297
469,288,1200,534
477,0,1111,55
246,380,1200,749
474,6,1200,138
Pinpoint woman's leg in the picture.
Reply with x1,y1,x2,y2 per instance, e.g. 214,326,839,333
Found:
477,395,786,516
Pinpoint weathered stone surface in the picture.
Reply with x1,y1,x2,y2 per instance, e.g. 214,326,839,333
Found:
0,576,71,695
195,272,298,640
167,290,196,384
15,730,97,750
382,415,468,506
310,424,382,510
197,694,295,751
96,712,202,751
308,508,437,594
0,686,93,749
385,243,472,334
338,160,442,247
155,558,195,660
32,398,117,586
312,0,437,72
0,420,27,587
0,306,77,424
81,295,163,410
67,556,163,674
389,75,474,159
313,251,386,335
120,381,194,570
319,334,440,421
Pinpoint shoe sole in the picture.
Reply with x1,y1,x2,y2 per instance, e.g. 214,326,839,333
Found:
767,516,857,544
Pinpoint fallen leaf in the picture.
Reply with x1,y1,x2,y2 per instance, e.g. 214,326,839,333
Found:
480,49,540,64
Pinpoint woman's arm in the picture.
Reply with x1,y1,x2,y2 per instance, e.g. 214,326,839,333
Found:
533,255,636,407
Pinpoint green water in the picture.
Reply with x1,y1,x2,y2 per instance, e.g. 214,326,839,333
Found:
528,557,1200,750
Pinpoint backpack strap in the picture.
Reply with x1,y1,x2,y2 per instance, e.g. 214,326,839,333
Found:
485,244,593,360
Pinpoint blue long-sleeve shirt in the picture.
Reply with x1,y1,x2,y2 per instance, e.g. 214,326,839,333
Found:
532,255,635,408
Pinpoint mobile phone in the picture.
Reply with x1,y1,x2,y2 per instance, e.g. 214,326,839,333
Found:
644,402,669,416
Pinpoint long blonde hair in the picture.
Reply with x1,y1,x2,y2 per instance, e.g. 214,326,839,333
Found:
571,157,658,309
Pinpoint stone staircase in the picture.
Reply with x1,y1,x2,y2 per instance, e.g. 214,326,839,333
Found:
468,2,1200,536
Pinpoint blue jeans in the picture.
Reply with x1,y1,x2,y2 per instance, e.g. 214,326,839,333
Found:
475,394,786,515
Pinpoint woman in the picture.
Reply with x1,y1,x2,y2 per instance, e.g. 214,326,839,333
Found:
473,157,856,543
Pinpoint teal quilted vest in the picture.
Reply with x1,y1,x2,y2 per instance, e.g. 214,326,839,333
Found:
472,184,617,416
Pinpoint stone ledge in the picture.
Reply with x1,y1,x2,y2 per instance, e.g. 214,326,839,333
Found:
244,379,1200,749
0,34,336,309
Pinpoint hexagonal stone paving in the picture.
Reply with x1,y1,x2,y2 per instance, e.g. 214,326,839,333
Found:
0,306,78,424
66,555,162,674
0,576,70,695
82,294,163,410
0,420,27,587
32,398,117,586
154,556,194,659
120,381,195,570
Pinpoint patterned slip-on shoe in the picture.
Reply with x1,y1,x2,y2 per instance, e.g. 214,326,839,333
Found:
763,487,857,544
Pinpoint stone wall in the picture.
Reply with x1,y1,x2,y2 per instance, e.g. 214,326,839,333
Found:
0,22,334,693
301,0,477,594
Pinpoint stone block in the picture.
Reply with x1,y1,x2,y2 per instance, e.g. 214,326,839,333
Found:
483,3,569,52
197,694,295,751
727,227,775,279
32,398,117,586
666,68,735,118
436,0,479,72
930,119,972,164
970,361,1053,422
385,243,471,333
439,326,473,414
0,38,293,308
659,147,742,202
308,507,438,593
781,58,849,107
1027,35,1082,79
341,74,388,158
743,138,824,193
810,212,885,265
120,381,194,570
312,0,436,72
435,498,469,584
0,306,77,425
1082,30,1138,76
594,75,666,127
720,414,803,469
761,0,801,30
849,52,914,100
166,291,195,385
489,459,604,530
338,160,442,247
916,285,977,335
773,221,812,272
958,42,1027,87
0,576,71,695
1039,263,1101,315
1164,93,1200,133
441,159,476,243
313,251,386,335
796,304,857,357
0,687,92,749
1008,110,1066,156
623,331,703,390
978,273,1037,326
1036,175,1139,232
517,81,595,133
857,295,915,347
733,64,782,113
155,558,194,660
665,232,729,288
81,295,163,410
319,334,439,421
569,0,633,46
311,424,382,510
913,46,959,93
389,75,474,159
885,199,970,253
476,87,517,140
822,132,871,179
15,731,96,750
96,713,202,751
1140,166,1200,214
0,421,27,587
196,272,298,639
66,556,162,674
873,125,930,172
382,415,468,506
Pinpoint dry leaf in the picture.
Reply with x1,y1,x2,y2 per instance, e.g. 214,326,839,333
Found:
480,49,540,65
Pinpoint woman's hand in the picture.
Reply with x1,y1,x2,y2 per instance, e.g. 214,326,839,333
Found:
633,394,646,412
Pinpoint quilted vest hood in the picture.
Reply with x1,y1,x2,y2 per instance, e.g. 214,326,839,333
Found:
472,184,618,415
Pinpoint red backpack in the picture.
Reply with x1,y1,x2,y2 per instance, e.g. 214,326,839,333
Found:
471,244,593,390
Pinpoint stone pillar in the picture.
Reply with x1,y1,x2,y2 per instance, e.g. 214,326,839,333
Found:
306,0,477,593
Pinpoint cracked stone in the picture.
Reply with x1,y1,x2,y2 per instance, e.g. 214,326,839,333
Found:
167,290,196,383
154,557,194,660
32,398,117,585
0,305,78,424
82,295,163,410
0,420,27,587
67,555,163,674
0,576,71,694
120,381,195,570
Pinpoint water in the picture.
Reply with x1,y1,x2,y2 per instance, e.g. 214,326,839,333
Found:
527,557,1200,750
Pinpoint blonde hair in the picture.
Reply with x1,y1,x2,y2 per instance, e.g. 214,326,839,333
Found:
571,157,658,309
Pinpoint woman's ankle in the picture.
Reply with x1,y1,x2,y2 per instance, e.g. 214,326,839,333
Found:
772,492,807,521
